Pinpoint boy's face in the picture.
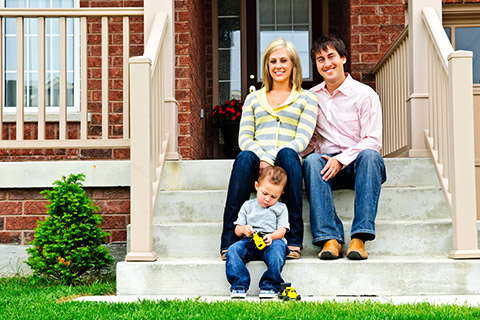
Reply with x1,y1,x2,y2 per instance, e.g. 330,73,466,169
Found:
314,46,346,86
255,180,284,208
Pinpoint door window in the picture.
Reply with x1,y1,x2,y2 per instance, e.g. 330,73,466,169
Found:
257,0,311,81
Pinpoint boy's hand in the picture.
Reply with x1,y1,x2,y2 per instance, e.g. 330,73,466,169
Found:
263,234,273,246
242,225,254,237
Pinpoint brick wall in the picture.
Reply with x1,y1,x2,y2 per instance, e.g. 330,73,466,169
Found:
0,187,130,245
349,0,407,88
175,0,211,159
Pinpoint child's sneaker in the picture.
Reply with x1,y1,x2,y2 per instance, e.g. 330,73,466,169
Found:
230,289,246,299
258,289,277,299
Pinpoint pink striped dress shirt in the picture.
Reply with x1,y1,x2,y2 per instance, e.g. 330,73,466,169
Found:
303,74,382,166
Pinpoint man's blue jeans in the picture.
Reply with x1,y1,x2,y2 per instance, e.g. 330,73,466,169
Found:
303,149,387,245
225,238,288,292
220,148,304,252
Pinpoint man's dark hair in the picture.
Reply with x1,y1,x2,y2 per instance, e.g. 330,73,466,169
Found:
310,36,348,62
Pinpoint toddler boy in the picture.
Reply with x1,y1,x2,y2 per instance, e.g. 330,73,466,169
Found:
225,166,290,299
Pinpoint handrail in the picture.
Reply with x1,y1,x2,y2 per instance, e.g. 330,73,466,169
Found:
126,12,171,262
0,8,143,17
421,7,480,259
422,7,453,72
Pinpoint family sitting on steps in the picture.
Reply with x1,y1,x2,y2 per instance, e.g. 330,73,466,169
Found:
220,36,387,299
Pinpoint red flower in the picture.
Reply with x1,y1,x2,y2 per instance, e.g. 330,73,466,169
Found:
212,98,243,125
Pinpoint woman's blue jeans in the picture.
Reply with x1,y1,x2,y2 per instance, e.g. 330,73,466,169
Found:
303,149,387,245
225,238,288,292
220,148,304,252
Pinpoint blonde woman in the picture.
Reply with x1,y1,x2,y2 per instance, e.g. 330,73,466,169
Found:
220,38,318,260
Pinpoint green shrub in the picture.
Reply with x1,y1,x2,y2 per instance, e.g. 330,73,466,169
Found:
26,173,113,285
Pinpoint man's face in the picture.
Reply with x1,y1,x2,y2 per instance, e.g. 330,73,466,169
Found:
315,46,347,86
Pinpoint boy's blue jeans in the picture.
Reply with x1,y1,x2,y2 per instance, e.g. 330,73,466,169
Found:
303,149,387,245
220,149,304,252
225,238,288,292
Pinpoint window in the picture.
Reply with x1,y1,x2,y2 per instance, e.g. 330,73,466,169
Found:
257,0,311,81
3,0,79,112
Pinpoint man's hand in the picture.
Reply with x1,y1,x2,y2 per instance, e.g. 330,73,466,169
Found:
259,161,271,175
320,155,342,181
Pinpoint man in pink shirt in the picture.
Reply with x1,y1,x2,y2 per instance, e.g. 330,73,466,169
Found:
303,36,386,260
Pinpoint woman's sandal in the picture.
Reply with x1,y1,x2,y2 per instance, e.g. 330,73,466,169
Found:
286,249,301,259
221,250,228,261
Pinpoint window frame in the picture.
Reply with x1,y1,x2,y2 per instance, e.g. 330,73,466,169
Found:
1,0,81,122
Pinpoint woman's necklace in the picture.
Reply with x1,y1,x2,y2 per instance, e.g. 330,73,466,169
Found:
268,89,290,107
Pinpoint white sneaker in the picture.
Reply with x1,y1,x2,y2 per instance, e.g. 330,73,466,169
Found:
230,289,246,299
258,289,277,299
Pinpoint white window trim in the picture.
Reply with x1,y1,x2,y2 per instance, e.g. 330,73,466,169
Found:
1,0,81,122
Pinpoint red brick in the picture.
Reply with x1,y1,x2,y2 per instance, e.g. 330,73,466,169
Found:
351,5,378,15
24,231,35,244
8,190,44,200
109,229,127,242
0,217,3,229
24,201,49,215
0,232,21,244
104,200,130,214
352,25,379,34
113,148,130,159
0,202,22,215
6,216,45,230
94,188,130,200
101,215,127,229
380,5,405,15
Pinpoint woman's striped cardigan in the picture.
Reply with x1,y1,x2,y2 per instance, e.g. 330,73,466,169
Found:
238,86,318,165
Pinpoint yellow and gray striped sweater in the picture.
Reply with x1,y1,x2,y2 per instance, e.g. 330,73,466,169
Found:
238,87,318,165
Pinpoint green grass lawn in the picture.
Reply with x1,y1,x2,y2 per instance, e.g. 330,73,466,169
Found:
1,276,480,320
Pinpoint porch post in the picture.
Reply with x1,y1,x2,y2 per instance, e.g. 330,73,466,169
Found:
126,57,158,262
447,51,480,259
406,0,441,157
144,0,180,160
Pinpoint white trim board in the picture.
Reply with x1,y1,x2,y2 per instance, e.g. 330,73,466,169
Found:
0,160,130,188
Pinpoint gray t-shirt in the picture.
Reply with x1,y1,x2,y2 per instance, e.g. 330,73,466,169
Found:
234,199,290,244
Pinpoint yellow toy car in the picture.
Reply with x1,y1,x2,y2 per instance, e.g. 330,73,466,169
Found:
278,283,301,301
252,232,266,250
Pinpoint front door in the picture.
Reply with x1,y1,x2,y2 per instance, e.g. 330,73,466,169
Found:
244,0,324,95
214,0,327,105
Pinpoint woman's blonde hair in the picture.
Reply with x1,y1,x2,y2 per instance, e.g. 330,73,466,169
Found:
261,38,303,92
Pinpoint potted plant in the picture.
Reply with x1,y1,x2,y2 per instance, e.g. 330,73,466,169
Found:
212,98,243,159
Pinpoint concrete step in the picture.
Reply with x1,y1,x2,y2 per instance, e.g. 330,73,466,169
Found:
132,219,453,259
154,187,450,223
159,158,440,190
116,257,480,296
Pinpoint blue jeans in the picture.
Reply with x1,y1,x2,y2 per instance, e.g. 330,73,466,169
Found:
220,149,304,252
303,149,387,245
225,238,288,292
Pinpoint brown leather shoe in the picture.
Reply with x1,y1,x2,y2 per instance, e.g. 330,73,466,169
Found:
318,239,343,260
346,238,368,260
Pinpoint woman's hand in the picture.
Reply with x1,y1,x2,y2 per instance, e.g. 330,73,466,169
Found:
259,161,271,175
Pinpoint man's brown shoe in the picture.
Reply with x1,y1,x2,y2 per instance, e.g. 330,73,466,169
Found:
318,239,343,260
346,238,368,260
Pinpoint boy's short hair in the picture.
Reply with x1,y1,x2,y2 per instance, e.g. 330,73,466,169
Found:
310,35,348,62
258,166,288,190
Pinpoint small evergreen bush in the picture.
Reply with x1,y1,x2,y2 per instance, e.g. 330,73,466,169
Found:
26,173,113,285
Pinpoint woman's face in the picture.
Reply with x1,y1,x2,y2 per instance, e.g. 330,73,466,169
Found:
268,47,293,85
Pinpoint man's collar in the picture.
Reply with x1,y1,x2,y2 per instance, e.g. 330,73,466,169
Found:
312,73,353,96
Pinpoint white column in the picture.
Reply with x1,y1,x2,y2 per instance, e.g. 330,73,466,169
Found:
406,0,441,157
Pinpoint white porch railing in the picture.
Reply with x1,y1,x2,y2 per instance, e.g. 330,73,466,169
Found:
126,12,173,261
373,3,480,259
0,8,143,148
373,28,409,157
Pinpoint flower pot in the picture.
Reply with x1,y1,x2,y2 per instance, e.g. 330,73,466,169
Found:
218,122,241,159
